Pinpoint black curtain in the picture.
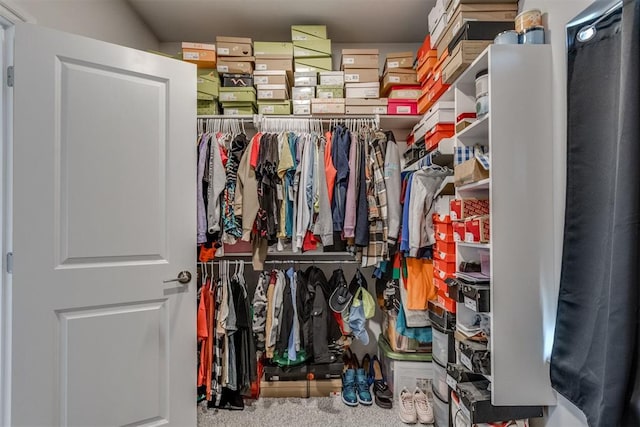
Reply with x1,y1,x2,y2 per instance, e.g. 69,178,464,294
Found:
551,1,640,426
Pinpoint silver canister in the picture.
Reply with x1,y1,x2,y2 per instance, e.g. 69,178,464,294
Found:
520,26,545,44
494,30,520,45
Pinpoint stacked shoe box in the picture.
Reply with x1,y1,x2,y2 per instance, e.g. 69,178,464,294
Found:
216,36,256,115
181,42,220,115
433,213,457,313
254,42,293,115
342,48,381,114
292,25,332,73
416,36,438,115
381,51,418,114
412,99,455,152
260,361,344,398
292,71,316,115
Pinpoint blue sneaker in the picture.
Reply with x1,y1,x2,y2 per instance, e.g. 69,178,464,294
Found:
342,369,358,407
355,368,373,405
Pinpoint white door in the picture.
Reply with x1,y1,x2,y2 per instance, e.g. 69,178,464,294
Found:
7,23,197,426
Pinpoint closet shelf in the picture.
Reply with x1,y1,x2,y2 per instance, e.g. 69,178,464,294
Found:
456,114,489,142
457,242,491,249
457,178,490,193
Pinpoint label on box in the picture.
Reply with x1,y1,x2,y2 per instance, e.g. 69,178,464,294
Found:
389,76,401,83
388,61,399,69
460,353,472,371
464,296,478,311
297,77,313,86
259,90,274,99
254,76,268,84
344,57,355,65
217,47,230,55
374,106,387,114
256,64,267,71
261,105,275,114
345,74,360,82
293,35,309,41
220,93,237,101
184,52,199,60
217,65,229,73
319,92,333,99
197,78,205,84
397,106,411,114
365,89,378,97
446,374,457,390
226,109,239,115
294,106,310,115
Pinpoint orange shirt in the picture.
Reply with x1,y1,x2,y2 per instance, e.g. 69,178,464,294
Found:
404,258,436,310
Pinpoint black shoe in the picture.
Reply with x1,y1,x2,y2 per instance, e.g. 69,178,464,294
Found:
370,355,393,409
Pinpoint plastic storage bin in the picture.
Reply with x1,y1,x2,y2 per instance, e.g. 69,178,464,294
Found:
433,390,449,427
432,360,449,402
432,324,456,366
378,335,433,399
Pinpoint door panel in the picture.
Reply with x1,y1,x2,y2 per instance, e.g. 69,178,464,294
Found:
10,23,196,426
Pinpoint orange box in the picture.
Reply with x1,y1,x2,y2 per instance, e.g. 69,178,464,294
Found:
452,221,466,242
434,259,456,275
418,91,431,115
436,230,454,243
182,42,217,68
426,124,455,150
465,215,490,243
435,222,453,236
435,241,456,254
433,213,452,224
437,288,457,312
434,267,455,281
450,199,490,221
433,249,456,263
417,52,438,82
434,276,448,293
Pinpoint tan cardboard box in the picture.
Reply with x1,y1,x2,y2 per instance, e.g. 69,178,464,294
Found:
454,158,490,187
345,82,380,99
341,49,380,69
442,41,491,84
293,100,311,115
216,36,252,57
311,98,346,114
344,68,379,84
255,58,293,72
259,379,341,398
257,84,289,101
182,42,217,68
381,71,419,96
217,57,255,74
345,98,388,114
384,51,414,71
253,70,289,86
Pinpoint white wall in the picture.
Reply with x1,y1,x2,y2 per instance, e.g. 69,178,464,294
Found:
517,1,594,426
12,0,159,51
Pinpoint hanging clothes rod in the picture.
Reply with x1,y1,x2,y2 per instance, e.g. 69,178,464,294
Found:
197,259,360,265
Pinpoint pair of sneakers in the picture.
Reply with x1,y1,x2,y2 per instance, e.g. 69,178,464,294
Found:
342,368,373,406
399,387,434,424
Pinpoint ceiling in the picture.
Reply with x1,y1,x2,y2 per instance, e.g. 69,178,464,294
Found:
127,0,435,44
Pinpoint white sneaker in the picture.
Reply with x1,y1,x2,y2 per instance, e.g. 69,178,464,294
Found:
399,387,417,424
414,387,434,424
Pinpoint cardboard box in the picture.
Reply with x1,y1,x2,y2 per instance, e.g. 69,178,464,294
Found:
257,84,289,100
319,71,344,86
293,72,318,86
291,25,328,41
435,241,456,255
292,86,315,100
253,41,293,57
389,86,422,100
448,21,514,53
293,39,332,57
197,99,219,115
452,221,466,242
221,73,252,88
344,68,379,84
442,40,491,84
258,100,291,115
388,100,418,115
345,82,380,99
381,71,419,96
450,198,490,221
197,74,219,97
293,100,311,115
223,106,256,116
219,87,256,103
345,98,388,115
253,70,288,86
341,49,380,69
465,215,490,243
260,378,341,398
384,51,415,71
216,36,252,57
316,85,344,99
294,57,333,72
454,157,490,187
255,58,293,72
217,57,254,74
182,42,217,68
311,98,345,114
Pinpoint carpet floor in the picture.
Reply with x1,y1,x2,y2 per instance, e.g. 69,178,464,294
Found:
197,397,415,426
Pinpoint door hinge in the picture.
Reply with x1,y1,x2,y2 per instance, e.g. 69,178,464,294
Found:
6,252,12,274
6,66,13,87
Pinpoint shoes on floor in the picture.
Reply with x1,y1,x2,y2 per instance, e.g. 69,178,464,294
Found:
414,387,434,424
355,368,373,405
370,355,393,409
399,388,417,424
342,369,359,407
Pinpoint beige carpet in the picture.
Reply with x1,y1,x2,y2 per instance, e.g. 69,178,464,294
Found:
197,396,412,426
